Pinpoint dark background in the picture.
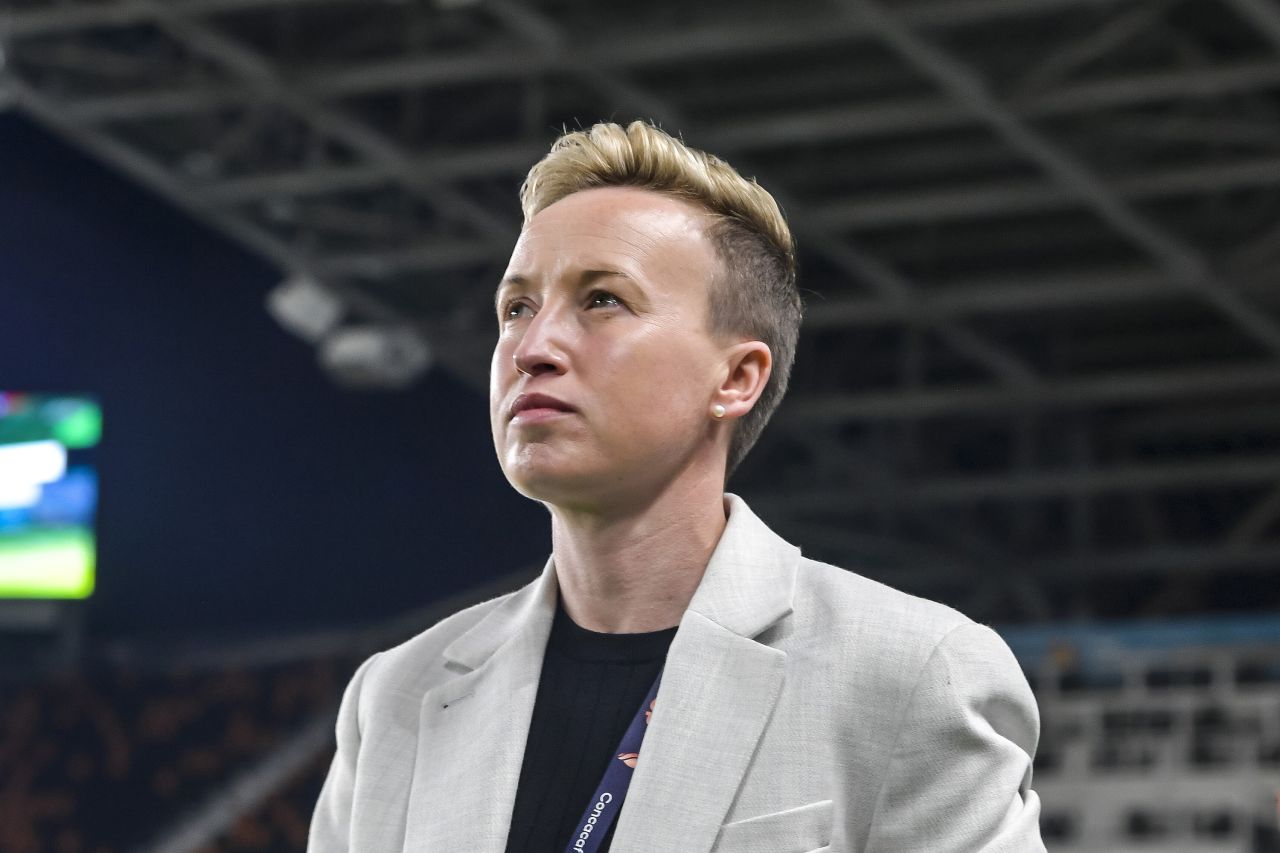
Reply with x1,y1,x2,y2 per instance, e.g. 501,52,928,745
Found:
1,112,547,639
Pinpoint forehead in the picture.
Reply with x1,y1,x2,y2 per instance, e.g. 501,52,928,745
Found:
508,187,718,273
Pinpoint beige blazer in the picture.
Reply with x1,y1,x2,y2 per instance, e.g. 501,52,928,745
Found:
309,494,1044,852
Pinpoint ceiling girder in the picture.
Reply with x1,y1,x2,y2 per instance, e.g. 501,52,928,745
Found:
479,0,1043,390
804,269,1175,328
5,0,1141,42
779,362,1280,423
1226,485,1280,546
7,0,1280,612
129,4,518,245
809,156,1280,231
1223,0,1280,50
841,0,1280,357
856,542,1280,587
758,452,1280,511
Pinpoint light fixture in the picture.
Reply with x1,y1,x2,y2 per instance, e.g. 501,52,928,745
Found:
318,324,432,389
266,275,346,343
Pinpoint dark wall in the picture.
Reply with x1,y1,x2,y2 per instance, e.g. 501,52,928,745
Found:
0,113,548,638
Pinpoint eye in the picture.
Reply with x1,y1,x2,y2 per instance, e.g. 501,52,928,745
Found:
587,290,622,309
502,300,532,321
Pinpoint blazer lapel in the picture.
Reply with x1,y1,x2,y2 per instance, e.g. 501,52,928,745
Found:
403,555,558,853
402,493,798,853
610,493,799,853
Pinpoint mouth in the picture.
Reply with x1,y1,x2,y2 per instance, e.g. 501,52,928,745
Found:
509,393,576,421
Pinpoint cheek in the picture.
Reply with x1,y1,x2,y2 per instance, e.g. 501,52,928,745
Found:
490,337,508,385
490,334,517,391
489,344,512,438
613,344,711,423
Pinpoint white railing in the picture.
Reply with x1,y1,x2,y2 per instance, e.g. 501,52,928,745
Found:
1031,644,1280,851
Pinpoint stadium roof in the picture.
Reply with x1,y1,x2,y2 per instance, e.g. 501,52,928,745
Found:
5,0,1280,620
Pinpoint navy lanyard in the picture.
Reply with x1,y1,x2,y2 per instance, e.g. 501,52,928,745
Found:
562,667,664,853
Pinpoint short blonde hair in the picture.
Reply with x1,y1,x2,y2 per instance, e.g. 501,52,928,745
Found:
520,121,802,479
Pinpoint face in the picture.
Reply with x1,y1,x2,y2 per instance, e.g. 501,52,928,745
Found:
490,186,731,510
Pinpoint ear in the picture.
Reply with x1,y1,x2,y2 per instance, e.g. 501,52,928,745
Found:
712,340,772,420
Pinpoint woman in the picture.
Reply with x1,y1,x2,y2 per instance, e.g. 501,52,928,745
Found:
310,120,1045,853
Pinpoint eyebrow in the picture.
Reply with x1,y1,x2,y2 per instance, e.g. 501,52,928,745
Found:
494,269,634,313
493,275,523,313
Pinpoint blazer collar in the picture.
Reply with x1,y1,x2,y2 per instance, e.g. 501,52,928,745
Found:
686,492,800,638
439,546,557,672
409,493,800,853
440,492,799,671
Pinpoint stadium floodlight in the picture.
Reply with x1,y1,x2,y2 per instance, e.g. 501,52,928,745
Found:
265,275,346,343
318,324,432,389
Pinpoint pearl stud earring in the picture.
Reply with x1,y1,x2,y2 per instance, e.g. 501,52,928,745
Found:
712,404,726,419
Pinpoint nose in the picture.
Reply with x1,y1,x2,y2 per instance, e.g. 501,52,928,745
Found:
511,305,568,377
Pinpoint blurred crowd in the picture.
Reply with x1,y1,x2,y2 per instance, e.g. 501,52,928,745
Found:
6,643,1280,852
0,658,350,853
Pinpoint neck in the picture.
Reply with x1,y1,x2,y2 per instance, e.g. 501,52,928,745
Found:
549,475,728,634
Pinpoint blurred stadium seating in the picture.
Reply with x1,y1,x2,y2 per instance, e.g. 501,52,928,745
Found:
0,653,356,853
7,609,1280,852
0,576,519,852
1026,630,1280,852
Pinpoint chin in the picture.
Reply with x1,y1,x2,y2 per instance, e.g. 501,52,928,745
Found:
504,456,578,496
502,461,622,509
510,481,589,511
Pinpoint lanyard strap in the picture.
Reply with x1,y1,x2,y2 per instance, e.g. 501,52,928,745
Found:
562,667,663,853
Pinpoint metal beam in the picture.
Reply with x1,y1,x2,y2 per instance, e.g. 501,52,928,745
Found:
5,0,1140,44
779,200,1041,388
6,76,310,276
1226,485,1280,546
758,453,1280,511
842,0,1280,357
701,60,1280,150
768,521,982,577
318,240,501,277
62,86,249,123
10,0,1045,389
2,0,353,37
810,156,1280,230
63,62,1280,208
778,362,1280,423
1010,0,1174,96
7,80,495,397
1222,0,1280,51
1115,403,1280,440
1024,541,1280,580
937,542,1280,585
59,48,1280,133
194,142,543,206
141,4,516,244
928,321,1039,386
196,150,1280,251
480,0,1041,389
804,268,1174,328
759,528,1280,587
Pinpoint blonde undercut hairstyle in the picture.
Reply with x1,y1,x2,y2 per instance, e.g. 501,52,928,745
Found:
520,120,803,480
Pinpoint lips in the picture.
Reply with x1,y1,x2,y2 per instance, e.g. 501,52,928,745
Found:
509,392,576,420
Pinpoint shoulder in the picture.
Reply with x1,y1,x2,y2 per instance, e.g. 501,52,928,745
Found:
787,556,1036,748
788,555,1026,698
793,555,973,652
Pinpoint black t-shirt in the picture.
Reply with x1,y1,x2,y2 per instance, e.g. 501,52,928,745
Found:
503,595,678,853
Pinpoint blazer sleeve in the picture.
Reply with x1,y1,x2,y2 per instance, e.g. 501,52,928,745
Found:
864,622,1045,852
308,652,380,853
